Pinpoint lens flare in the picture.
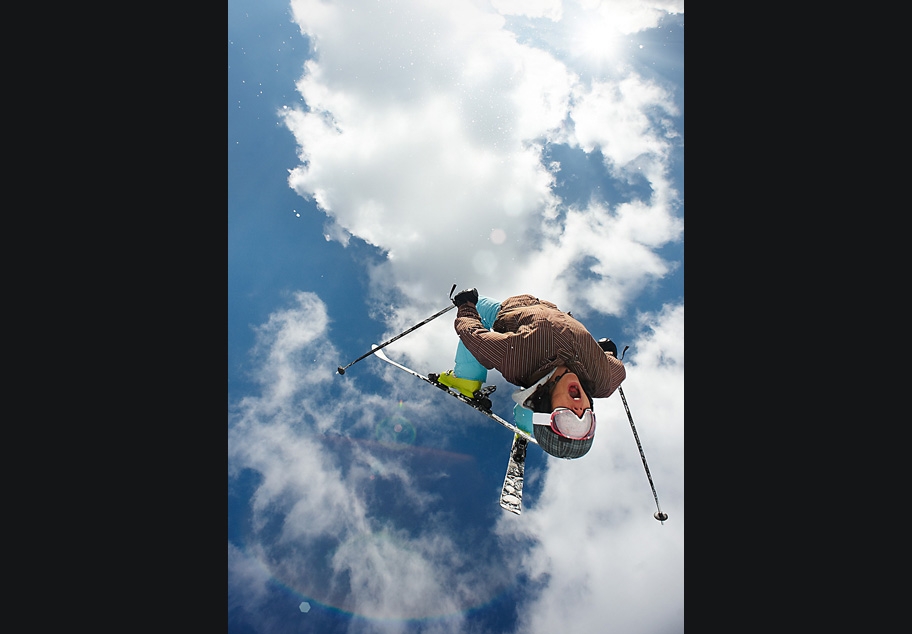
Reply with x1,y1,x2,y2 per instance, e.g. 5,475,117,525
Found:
375,414,416,444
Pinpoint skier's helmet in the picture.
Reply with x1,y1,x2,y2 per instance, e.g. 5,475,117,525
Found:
518,370,596,460
531,411,595,459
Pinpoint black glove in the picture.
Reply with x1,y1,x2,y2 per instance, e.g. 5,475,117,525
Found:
597,338,618,357
452,288,479,307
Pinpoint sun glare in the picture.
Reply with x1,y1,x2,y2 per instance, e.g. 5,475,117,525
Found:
574,19,622,67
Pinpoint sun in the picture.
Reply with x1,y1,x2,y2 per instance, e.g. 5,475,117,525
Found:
573,18,623,68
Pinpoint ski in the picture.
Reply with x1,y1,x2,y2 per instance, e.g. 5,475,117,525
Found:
371,345,537,444
371,345,537,514
499,433,527,515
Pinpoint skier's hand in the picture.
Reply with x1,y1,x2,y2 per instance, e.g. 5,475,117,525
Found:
597,338,618,357
452,288,479,307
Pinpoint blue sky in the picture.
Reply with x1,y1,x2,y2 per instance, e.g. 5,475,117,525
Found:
228,1,684,633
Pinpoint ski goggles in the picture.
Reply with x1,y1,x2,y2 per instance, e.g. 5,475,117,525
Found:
533,408,596,441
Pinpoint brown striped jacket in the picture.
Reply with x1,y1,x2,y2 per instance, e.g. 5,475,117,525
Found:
454,294,626,398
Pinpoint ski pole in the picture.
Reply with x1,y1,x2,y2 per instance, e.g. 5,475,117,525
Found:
617,345,668,523
337,284,458,375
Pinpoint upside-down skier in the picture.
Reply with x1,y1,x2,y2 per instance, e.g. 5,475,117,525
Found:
435,289,627,460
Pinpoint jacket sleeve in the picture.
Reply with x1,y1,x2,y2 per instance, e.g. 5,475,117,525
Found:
582,341,626,398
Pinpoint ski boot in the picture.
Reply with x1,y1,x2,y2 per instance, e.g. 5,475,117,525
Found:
429,371,496,411
471,385,497,412
512,436,527,464
431,370,481,398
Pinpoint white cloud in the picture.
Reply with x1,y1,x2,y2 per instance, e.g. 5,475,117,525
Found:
231,1,683,630
281,0,683,372
331,530,472,621
227,542,272,613
575,0,684,35
228,265,683,634
228,292,533,625
231,295,684,629
492,0,563,21
246,290,335,411
491,0,684,31
570,74,679,172
504,302,684,634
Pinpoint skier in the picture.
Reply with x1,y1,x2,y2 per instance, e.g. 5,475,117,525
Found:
436,288,626,459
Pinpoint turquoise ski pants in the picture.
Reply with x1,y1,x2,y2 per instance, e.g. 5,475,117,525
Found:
453,296,501,382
